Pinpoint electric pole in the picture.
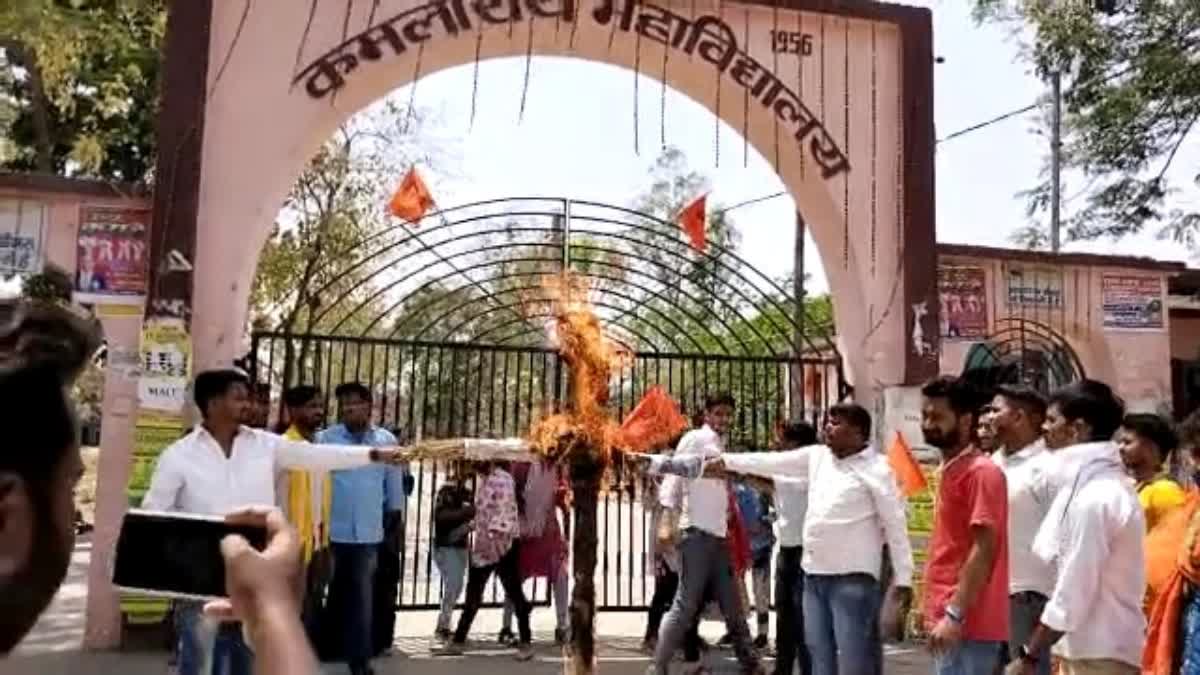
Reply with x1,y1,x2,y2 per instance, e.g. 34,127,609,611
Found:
1050,69,1062,253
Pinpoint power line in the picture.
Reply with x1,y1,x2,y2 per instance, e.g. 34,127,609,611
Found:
938,102,1041,144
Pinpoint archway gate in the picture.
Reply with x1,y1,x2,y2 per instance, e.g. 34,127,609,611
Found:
247,197,844,609
85,0,938,647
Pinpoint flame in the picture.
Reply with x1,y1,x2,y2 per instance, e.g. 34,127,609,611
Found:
528,274,630,462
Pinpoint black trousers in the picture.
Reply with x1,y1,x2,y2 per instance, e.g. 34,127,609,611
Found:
372,543,400,656
453,542,532,645
774,546,812,675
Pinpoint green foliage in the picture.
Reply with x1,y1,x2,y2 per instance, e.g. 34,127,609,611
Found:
0,0,164,180
974,1,1200,249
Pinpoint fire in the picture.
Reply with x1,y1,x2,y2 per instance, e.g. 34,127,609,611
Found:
528,274,629,463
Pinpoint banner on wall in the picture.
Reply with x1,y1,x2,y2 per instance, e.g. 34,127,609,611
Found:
123,319,191,624
1102,274,1165,331
137,318,191,412
0,198,46,275
938,266,988,339
76,206,149,300
1006,266,1064,309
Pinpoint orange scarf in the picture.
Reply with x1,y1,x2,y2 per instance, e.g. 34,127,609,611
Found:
1143,491,1200,674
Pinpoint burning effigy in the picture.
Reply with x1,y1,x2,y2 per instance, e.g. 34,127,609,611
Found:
393,273,687,673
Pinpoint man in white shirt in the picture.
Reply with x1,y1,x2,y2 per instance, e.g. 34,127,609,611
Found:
650,392,763,675
772,421,817,675
1005,380,1145,675
707,403,913,675
141,369,406,675
989,386,1053,675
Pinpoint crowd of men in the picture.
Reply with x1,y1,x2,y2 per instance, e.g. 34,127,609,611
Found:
638,378,1200,675
3,299,1200,675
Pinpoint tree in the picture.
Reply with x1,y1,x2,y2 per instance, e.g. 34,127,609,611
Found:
0,0,163,180
248,99,457,388
972,1,1200,249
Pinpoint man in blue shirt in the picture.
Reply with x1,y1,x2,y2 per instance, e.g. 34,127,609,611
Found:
319,382,408,675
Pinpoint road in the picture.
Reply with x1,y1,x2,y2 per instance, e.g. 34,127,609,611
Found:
1,537,934,675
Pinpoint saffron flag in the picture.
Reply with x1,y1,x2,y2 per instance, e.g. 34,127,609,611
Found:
616,386,689,453
886,430,927,497
677,194,708,252
388,167,436,224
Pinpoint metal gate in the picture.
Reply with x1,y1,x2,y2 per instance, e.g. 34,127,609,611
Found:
246,197,845,610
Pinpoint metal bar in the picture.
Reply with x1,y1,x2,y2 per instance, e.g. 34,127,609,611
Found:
488,349,498,435
378,343,390,428
473,351,485,437
434,347,447,438
447,347,460,437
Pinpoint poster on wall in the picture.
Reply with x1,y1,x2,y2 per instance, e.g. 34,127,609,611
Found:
76,206,149,300
1102,274,1164,331
0,198,46,275
1006,266,1064,308
938,266,988,339
137,317,191,413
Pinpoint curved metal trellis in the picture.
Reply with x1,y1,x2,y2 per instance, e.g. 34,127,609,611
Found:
280,198,836,359
961,318,1085,394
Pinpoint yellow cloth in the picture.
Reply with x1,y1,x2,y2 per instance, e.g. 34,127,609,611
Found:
283,426,331,564
1139,476,1187,533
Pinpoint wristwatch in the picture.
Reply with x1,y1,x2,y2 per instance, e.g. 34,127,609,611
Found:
1017,644,1039,664
944,605,964,625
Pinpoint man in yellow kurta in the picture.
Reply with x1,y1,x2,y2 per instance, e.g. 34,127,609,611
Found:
277,385,332,639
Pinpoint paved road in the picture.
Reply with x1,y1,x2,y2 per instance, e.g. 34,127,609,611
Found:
2,538,934,675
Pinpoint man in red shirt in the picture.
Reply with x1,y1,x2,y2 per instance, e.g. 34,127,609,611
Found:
920,376,1009,675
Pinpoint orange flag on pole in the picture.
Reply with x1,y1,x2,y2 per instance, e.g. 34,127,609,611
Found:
886,430,928,497
677,194,708,252
388,167,436,224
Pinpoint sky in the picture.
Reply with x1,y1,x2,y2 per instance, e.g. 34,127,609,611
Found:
371,0,1197,294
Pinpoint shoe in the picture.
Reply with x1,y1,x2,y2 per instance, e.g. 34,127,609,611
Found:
432,642,465,656
497,628,517,646
753,635,768,650
717,634,733,649
554,627,569,645
434,627,452,642
515,644,535,661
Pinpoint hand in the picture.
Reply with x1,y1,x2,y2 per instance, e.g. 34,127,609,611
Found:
203,507,303,630
928,616,964,655
879,586,912,642
701,458,727,478
1004,658,1035,675
371,447,409,465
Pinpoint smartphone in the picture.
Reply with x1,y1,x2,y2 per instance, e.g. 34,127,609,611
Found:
112,509,268,601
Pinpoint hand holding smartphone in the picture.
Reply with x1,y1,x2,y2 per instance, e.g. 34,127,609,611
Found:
112,509,269,601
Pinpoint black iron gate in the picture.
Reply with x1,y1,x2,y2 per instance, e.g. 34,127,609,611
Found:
246,197,845,610
248,333,841,609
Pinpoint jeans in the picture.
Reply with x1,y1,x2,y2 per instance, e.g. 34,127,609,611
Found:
751,561,771,635
434,546,469,632
803,573,882,675
652,528,760,675
774,546,811,675
933,639,1005,675
174,602,253,675
330,543,379,671
1008,592,1051,675
453,542,532,645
